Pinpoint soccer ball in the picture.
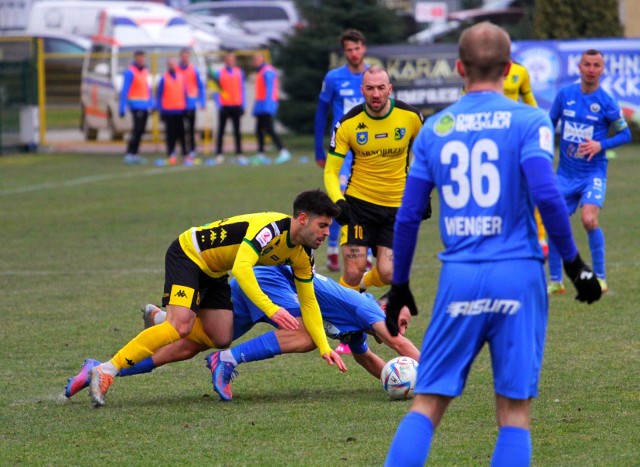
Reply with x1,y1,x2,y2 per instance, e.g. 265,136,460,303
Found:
380,356,418,400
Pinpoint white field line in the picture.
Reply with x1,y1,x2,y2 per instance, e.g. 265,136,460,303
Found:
0,166,191,196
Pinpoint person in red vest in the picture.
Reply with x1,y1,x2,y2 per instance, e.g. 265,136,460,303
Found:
210,51,247,166
251,52,291,165
156,58,188,165
178,49,205,160
119,50,153,165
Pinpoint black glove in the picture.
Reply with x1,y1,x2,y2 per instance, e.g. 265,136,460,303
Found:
335,199,352,226
385,283,418,337
563,253,602,304
422,196,432,220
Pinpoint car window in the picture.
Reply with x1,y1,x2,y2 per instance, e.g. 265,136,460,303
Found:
214,6,288,21
88,44,110,74
44,38,86,54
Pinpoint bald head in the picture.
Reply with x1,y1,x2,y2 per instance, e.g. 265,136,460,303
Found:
458,22,511,84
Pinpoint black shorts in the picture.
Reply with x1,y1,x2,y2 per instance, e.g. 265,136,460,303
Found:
162,239,232,312
341,195,398,251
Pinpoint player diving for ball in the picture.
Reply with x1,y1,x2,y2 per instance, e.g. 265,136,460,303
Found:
65,266,420,401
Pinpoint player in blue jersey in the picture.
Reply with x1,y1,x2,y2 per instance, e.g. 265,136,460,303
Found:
65,266,419,401
383,23,601,466
546,49,632,295
314,29,369,276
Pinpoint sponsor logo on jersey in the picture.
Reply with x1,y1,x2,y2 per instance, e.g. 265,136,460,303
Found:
255,227,273,248
356,122,368,130
562,121,593,143
433,112,455,136
341,81,350,88
586,115,598,121
447,299,521,317
567,100,576,106
455,111,511,132
375,133,388,139
339,89,355,96
357,131,368,145
563,109,576,117
394,127,406,140
590,103,601,113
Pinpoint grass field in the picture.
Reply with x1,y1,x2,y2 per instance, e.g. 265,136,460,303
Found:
1,144,638,465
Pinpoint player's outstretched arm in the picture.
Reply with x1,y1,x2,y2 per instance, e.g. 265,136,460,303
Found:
385,283,418,336
352,349,385,378
371,321,420,361
323,350,347,372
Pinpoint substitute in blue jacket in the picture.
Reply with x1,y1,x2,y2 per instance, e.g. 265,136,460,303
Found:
156,58,188,165
64,266,419,401
178,49,205,160
384,23,601,466
251,52,291,165
119,50,153,165
546,49,632,295
314,29,369,273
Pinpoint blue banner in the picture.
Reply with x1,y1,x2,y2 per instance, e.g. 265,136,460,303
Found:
512,38,640,124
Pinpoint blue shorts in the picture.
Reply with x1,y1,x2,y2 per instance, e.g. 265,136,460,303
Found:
415,259,548,400
556,171,607,213
230,276,301,341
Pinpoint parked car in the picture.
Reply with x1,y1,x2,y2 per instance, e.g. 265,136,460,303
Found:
0,31,89,104
184,13,269,51
182,0,305,44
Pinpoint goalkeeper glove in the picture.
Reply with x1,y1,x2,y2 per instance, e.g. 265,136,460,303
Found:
422,196,432,220
335,199,352,226
563,253,602,304
385,283,418,337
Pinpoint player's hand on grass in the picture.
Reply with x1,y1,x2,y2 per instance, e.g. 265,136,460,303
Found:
323,350,347,372
335,199,352,226
385,283,418,337
271,308,299,330
563,253,602,304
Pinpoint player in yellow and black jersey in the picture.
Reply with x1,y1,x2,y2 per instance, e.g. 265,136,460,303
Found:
503,61,537,106
86,189,346,407
324,65,424,292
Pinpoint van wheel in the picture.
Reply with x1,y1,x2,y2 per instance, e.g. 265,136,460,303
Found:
107,110,124,141
81,108,98,141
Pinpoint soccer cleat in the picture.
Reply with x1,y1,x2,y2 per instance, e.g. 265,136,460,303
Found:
327,253,340,272
168,155,178,166
250,153,271,165
141,304,161,329
205,351,238,402
215,154,226,165
597,278,609,294
539,239,549,260
235,155,249,166
64,358,100,398
335,342,351,355
547,281,566,295
89,366,114,408
183,155,196,166
274,149,292,165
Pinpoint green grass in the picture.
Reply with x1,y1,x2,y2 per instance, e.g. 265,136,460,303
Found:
1,144,639,465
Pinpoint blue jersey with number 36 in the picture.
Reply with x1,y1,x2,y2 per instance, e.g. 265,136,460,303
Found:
409,91,554,262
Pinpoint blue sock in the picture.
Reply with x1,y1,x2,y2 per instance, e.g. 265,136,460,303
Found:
547,238,563,282
588,227,605,278
231,331,281,365
118,357,156,377
491,426,531,467
385,411,434,467
328,220,340,249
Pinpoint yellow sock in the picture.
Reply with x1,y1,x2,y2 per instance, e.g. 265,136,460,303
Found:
534,208,547,243
186,317,215,348
111,320,180,369
362,266,386,288
339,276,360,291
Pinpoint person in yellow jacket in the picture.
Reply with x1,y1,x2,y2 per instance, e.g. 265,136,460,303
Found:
86,189,347,408
504,61,548,258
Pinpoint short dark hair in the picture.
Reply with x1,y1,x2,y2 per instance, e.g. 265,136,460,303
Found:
458,22,510,82
134,50,145,58
293,189,339,219
340,29,365,48
583,49,603,59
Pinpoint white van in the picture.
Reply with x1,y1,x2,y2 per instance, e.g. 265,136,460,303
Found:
80,4,217,141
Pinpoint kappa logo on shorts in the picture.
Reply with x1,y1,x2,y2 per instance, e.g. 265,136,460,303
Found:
174,289,188,299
